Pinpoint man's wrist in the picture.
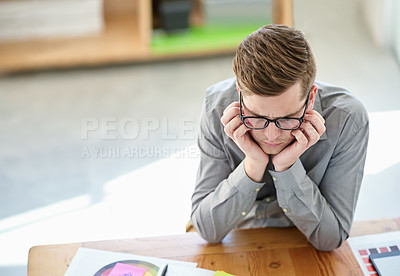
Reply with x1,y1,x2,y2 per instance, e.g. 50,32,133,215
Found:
244,157,268,182
272,157,296,172
274,163,291,172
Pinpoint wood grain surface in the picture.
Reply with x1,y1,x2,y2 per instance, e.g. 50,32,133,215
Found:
27,218,400,276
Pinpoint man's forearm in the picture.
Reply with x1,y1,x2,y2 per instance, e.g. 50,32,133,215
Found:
192,161,264,243
272,170,345,250
270,157,363,251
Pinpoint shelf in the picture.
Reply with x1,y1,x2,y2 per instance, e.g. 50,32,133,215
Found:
0,0,293,74
0,0,151,73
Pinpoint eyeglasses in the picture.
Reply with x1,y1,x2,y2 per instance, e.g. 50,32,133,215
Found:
239,90,311,130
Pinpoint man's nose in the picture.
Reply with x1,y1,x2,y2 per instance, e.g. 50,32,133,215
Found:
263,122,282,141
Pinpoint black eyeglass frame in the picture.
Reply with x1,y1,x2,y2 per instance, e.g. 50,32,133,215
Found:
239,89,312,130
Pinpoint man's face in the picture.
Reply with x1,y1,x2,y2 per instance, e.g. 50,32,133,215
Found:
241,82,314,155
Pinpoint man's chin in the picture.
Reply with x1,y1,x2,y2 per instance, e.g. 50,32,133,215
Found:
260,145,286,155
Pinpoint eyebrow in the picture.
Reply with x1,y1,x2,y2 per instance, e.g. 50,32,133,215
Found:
243,101,304,119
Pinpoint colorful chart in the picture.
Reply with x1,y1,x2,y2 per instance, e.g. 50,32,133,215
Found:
357,245,400,275
94,260,160,276
347,231,400,275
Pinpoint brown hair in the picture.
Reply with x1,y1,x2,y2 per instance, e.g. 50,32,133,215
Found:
233,24,316,99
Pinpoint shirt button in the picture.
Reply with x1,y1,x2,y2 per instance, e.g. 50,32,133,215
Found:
255,188,260,192
282,208,289,213
241,211,247,216
272,176,277,181
265,197,271,203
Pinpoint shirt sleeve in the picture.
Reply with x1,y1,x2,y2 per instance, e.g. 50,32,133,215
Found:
190,103,264,243
270,117,369,251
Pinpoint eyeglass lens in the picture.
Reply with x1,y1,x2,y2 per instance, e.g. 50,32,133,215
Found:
243,117,301,130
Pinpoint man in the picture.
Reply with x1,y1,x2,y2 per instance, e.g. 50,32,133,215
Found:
190,24,369,251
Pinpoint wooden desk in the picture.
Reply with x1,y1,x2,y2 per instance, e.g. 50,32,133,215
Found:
28,217,400,276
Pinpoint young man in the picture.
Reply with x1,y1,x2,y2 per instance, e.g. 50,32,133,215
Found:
190,24,369,251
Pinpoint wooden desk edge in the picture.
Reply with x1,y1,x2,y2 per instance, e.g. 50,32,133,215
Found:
27,218,400,276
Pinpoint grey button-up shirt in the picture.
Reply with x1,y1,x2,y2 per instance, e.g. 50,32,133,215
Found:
191,77,369,251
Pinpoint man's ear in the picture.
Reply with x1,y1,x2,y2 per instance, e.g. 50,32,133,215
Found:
308,84,318,110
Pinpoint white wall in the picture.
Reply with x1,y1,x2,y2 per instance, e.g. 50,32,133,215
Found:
393,1,400,63
362,0,400,63
362,0,386,47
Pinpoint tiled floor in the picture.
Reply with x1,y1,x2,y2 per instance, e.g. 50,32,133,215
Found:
1,0,400,275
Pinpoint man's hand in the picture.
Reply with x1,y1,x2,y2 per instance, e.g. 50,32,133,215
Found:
221,102,269,182
273,110,326,172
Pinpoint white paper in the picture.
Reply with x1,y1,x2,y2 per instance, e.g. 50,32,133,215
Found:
191,268,216,276
165,259,197,276
65,247,197,276
165,267,215,276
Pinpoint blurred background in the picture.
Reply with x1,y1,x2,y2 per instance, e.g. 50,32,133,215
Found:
0,0,399,275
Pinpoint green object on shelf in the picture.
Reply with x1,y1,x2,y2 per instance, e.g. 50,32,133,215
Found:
151,23,270,55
